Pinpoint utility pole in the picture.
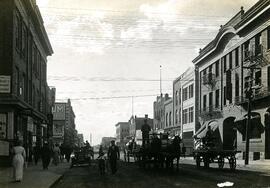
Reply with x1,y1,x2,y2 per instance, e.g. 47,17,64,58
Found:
244,69,253,165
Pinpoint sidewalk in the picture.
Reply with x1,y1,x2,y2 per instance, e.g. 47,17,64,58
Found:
0,161,70,188
180,157,270,172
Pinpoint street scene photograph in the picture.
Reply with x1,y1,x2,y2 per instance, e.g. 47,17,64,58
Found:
0,0,270,187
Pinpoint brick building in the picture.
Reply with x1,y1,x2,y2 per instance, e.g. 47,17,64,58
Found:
0,0,53,166
193,0,270,160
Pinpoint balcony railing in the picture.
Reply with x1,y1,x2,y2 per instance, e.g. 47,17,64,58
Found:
243,46,269,67
235,86,270,105
200,106,222,120
202,73,216,88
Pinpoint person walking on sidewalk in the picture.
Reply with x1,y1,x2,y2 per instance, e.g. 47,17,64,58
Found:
41,142,51,170
33,145,40,165
107,140,120,174
12,140,26,182
52,144,60,166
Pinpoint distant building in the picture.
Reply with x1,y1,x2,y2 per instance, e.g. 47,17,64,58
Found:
128,115,153,138
52,99,76,148
101,137,116,150
153,94,171,133
77,134,84,148
164,99,173,134
115,122,129,147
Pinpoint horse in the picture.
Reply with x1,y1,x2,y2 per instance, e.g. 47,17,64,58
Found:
165,136,181,171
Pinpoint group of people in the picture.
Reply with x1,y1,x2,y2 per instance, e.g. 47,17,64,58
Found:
11,141,74,183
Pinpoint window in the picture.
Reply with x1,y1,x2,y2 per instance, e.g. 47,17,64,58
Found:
15,67,20,95
15,12,21,51
235,74,239,97
268,66,270,88
235,48,239,67
188,107,194,123
223,86,226,105
223,56,227,73
183,87,188,101
166,113,168,127
22,23,27,59
215,89,219,108
203,95,207,111
268,28,270,49
255,33,262,56
255,69,262,86
175,110,178,124
175,91,178,105
209,92,213,110
179,108,181,124
179,89,181,104
229,52,232,69
215,61,219,77
183,109,188,124
243,40,250,60
189,84,194,98
209,65,212,73
169,112,172,126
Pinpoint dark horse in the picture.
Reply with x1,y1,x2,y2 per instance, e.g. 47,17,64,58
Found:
165,136,181,171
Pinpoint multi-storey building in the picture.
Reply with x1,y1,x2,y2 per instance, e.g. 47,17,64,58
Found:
193,0,270,160
101,137,116,150
115,122,129,148
77,133,84,148
0,0,53,166
164,98,173,134
52,99,76,148
153,94,171,133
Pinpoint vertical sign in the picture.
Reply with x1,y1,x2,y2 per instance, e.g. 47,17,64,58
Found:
0,113,7,139
52,103,66,120
0,76,11,93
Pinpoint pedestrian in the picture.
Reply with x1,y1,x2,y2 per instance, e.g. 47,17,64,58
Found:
41,142,51,170
107,140,120,174
33,144,40,165
52,144,60,166
65,147,72,163
60,143,64,162
141,118,151,148
97,151,106,176
12,140,26,182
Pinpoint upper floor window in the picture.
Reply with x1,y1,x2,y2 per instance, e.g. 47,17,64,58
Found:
188,107,194,123
243,40,250,60
188,84,194,98
235,48,239,67
268,28,270,49
255,33,262,56
223,56,227,73
183,87,188,101
215,61,219,77
229,52,232,69
179,89,181,104
175,110,178,124
175,91,178,105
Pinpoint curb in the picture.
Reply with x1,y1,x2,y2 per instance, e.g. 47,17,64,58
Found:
49,174,64,188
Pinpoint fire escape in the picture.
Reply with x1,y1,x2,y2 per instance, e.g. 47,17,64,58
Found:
200,72,222,121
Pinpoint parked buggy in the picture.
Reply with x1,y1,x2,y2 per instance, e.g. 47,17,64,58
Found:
193,120,240,171
70,146,94,168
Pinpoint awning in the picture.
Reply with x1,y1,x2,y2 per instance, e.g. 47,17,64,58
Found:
194,120,219,139
234,112,265,137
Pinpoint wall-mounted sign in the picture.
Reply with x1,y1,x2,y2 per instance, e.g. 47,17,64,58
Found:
0,76,11,93
52,103,66,120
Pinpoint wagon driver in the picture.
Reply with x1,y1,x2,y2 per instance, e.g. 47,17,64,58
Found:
141,118,151,148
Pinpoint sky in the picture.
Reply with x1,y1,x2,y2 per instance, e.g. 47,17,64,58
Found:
36,0,258,145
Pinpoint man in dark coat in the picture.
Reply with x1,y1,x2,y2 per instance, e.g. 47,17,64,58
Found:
107,140,120,174
141,119,151,148
41,142,51,170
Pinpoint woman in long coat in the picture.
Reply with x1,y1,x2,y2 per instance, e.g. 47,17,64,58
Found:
12,140,26,182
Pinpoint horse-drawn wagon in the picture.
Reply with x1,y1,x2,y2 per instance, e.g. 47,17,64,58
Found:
193,120,240,170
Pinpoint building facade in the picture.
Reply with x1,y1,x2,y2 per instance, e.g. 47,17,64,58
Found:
193,0,270,160
153,94,171,133
52,99,76,148
179,68,195,155
164,98,173,134
0,0,53,166
115,122,129,148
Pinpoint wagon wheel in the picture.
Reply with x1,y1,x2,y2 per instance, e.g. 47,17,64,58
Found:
218,157,224,169
203,156,209,168
229,156,236,170
196,155,201,168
